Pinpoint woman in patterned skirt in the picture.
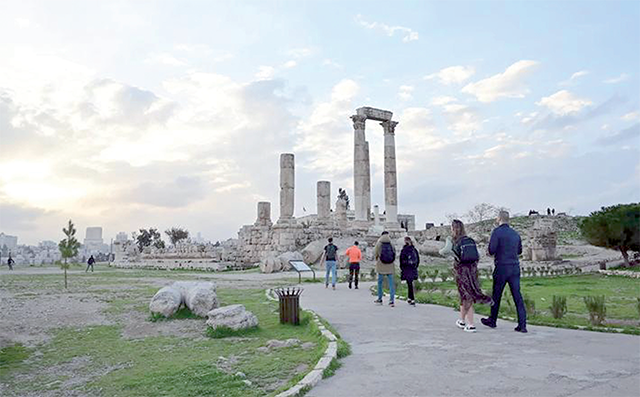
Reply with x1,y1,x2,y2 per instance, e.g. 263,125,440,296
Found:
440,219,492,333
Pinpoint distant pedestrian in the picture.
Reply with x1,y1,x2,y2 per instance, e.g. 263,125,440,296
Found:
86,255,95,272
547,208,551,215
552,208,555,216
373,231,396,307
345,241,362,289
322,237,338,290
399,236,420,306
7,255,14,270
482,210,527,333
440,220,491,333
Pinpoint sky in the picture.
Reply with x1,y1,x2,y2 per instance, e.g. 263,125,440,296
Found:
0,0,638,245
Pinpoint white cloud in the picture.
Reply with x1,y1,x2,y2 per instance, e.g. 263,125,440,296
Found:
322,59,342,69
145,52,187,67
442,103,481,136
255,66,275,80
398,85,414,101
283,60,297,69
559,70,589,86
603,73,629,84
430,96,457,106
520,111,539,124
536,90,592,115
461,60,539,102
424,66,475,85
287,48,313,59
621,111,640,121
355,14,419,42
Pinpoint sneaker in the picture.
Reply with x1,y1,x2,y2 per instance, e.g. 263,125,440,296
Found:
464,325,477,333
348,283,352,289
514,326,528,333
481,318,496,328
410,301,416,306
355,285,359,289
374,299,383,305
456,319,466,329
332,285,336,290
389,301,395,307
325,284,328,289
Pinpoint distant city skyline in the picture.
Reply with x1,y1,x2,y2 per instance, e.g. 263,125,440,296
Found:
0,1,638,245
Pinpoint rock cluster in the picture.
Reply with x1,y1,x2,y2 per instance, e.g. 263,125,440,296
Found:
149,281,218,318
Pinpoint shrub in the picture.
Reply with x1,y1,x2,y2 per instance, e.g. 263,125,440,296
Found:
440,269,450,283
583,296,606,326
550,295,567,319
524,295,536,317
636,298,640,320
427,269,439,284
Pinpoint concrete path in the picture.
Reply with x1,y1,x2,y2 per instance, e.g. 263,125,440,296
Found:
301,282,640,397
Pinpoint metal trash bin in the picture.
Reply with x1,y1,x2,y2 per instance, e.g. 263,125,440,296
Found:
273,287,303,325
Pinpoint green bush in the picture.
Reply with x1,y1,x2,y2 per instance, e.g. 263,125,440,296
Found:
583,296,607,326
636,298,640,319
524,295,536,317
550,295,567,319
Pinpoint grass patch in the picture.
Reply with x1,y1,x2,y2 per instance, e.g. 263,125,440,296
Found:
336,339,352,359
0,344,31,379
207,325,261,339
149,306,202,322
322,358,341,379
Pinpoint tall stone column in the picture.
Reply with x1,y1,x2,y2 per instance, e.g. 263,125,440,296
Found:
351,114,369,221
363,141,371,220
279,153,295,222
381,121,399,225
255,202,272,226
317,181,331,220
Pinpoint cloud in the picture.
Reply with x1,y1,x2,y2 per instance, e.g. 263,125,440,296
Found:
145,53,187,67
322,59,342,69
287,48,313,59
424,66,475,85
120,176,208,208
355,14,419,42
255,66,275,80
0,201,53,231
397,85,414,101
461,60,539,102
530,94,626,131
559,70,589,86
622,111,640,121
603,73,629,84
430,97,481,136
536,90,592,116
283,60,297,69
596,123,640,146
430,96,457,106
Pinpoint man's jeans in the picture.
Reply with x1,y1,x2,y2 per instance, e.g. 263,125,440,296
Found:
377,273,395,302
325,260,337,287
489,265,527,328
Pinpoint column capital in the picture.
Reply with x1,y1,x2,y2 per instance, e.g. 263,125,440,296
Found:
350,114,367,129
380,120,399,135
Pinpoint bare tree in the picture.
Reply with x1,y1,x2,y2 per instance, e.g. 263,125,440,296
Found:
445,213,460,223
464,203,499,223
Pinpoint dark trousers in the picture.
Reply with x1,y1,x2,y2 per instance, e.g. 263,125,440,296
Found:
489,265,527,328
86,263,94,272
406,280,415,301
348,263,360,287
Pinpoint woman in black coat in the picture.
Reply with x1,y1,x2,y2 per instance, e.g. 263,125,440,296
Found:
400,236,420,306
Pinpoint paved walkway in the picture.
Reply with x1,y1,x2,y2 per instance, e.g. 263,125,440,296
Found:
301,282,640,397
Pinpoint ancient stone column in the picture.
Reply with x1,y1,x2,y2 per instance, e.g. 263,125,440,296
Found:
279,153,295,221
381,120,399,225
363,141,372,220
317,181,331,220
255,202,272,226
351,114,370,221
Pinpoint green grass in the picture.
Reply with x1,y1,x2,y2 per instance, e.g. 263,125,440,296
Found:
386,273,640,335
322,358,341,378
149,306,203,322
0,272,330,397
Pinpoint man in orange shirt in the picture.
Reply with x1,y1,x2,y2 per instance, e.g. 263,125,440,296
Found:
345,241,362,289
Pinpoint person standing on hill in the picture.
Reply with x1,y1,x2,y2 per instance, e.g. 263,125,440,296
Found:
7,255,15,270
400,236,420,306
322,237,339,290
373,231,396,307
482,210,527,333
345,241,362,289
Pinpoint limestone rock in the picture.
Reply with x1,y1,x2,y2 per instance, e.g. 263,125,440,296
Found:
260,254,280,273
277,251,303,271
182,282,219,317
206,304,258,331
418,240,445,257
302,240,325,266
149,286,182,317
266,338,300,349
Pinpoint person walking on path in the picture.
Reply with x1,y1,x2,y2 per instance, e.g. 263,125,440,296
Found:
440,220,491,333
7,255,15,270
345,241,362,289
86,255,95,272
399,236,420,306
482,210,528,333
373,231,397,307
322,237,338,290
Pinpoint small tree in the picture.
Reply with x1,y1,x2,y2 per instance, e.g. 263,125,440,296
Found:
136,228,165,252
165,227,189,246
465,203,501,223
338,188,350,210
58,219,81,289
579,203,640,267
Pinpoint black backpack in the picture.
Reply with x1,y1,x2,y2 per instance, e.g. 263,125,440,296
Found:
380,242,395,264
454,236,479,264
324,244,338,261
405,247,419,267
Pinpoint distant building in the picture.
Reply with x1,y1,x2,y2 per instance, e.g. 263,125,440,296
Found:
83,227,108,254
115,232,129,243
0,232,18,251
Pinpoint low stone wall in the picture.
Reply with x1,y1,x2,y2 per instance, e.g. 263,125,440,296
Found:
111,259,231,272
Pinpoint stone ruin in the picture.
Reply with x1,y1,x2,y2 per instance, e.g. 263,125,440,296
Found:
527,218,558,261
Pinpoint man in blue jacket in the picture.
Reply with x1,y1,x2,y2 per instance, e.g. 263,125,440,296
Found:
481,210,527,333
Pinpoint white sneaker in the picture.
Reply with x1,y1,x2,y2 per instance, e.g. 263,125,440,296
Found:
464,325,477,333
456,319,466,329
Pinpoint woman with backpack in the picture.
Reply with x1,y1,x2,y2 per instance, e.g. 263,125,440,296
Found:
374,231,396,307
440,220,491,333
400,236,420,306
